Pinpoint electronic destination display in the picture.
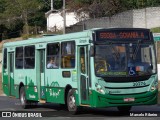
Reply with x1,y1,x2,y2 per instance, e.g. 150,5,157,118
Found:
95,29,151,41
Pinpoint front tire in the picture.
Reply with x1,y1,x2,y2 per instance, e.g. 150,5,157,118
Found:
20,86,30,109
67,89,79,114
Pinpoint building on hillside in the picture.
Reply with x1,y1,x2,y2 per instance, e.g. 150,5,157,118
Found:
66,7,160,33
45,10,89,32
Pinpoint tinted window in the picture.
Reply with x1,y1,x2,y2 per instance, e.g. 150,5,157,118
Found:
24,46,35,69
3,48,7,69
15,47,23,69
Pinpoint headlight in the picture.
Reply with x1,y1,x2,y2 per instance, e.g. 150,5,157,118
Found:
150,81,158,92
150,86,156,91
95,83,105,94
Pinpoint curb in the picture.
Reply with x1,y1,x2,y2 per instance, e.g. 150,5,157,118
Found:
0,94,6,96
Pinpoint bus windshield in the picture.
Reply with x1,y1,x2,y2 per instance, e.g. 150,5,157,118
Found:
95,43,156,77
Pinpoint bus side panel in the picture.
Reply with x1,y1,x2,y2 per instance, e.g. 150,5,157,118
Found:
2,72,9,96
45,69,77,104
26,86,39,101
14,85,19,98
24,70,38,101
46,87,65,103
14,69,38,101
2,48,9,96
45,70,65,104
14,70,23,98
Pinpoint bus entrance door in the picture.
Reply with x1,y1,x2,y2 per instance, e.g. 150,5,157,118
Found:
38,49,46,100
79,46,90,105
8,52,14,96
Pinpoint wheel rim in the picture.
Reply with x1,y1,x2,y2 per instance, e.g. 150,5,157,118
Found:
69,95,76,110
20,92,25,105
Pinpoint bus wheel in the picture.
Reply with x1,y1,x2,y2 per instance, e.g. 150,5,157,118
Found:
20,87,30,109
67,89,79,114
117,106,132,113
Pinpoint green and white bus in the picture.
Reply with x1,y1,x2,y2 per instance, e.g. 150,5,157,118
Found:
2,28,158,113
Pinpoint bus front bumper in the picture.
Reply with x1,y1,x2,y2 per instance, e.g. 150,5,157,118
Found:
91,90,158,108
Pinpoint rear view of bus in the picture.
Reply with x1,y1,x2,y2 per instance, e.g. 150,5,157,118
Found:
92,28,158,112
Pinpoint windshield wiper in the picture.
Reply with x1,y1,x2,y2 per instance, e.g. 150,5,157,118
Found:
133,40,141,60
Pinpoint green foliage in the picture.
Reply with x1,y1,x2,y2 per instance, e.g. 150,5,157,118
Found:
0,0,47,40
28,12,46,28
120,0,160,10
151,27,160,33
0,0,6,13
21,34,39,40
22,34,30,40
76,0,93,4
53,0,63,10
3,0,43,34
68,0,160,17
1,0,160,41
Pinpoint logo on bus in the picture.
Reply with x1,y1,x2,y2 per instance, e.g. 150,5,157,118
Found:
29,94,36,99
49,89,61,98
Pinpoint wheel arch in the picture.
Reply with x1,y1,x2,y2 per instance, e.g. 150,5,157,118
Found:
64,84,72,105
19,82,24,98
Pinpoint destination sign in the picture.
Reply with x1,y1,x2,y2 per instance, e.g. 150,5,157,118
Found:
96,30,150,41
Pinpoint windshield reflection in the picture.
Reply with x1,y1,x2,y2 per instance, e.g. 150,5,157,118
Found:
95,43,156,76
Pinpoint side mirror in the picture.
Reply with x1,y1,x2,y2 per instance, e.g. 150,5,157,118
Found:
90,46,95,57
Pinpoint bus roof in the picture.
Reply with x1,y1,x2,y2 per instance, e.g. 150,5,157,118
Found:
3,28,150,47
3,29,92,47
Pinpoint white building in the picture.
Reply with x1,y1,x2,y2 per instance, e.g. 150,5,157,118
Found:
46,10,89,32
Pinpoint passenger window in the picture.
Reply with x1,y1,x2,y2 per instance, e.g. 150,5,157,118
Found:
15,47,23,69
47,43,60,69
61,41,75,68
24,46,35,69
3,48,7,69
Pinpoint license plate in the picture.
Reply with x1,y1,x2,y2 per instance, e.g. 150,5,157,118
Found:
124,98,135,102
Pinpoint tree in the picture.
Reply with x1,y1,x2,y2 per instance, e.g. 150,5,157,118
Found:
66,0,160,18
53,0,63,10
0,0,6,13
0,0,6,23
120,0,160,9
3,0,43,34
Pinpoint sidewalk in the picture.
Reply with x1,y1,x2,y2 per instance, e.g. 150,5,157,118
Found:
0,93,6,96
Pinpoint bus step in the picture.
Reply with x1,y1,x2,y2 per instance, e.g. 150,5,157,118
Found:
80,104,90,107
39,100,46,103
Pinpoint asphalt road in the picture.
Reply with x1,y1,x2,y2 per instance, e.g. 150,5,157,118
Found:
0,96,160,120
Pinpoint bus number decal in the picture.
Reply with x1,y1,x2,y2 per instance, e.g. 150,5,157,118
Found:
133,81,146,87
80,40,87,43
10,48,13,50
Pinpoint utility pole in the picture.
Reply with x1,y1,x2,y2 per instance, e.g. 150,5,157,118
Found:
46,0,54,32
63,0,66,34
51,0,53,10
